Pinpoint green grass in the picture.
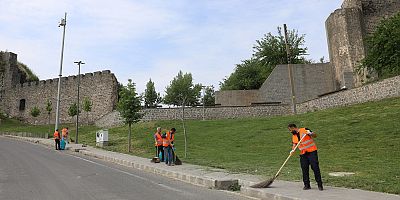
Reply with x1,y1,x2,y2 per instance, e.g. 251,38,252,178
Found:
1,97,399,194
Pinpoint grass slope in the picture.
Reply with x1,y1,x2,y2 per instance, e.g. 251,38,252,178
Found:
1,97,399,194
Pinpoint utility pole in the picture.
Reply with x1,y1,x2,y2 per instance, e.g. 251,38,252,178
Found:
74,61,85,144
283,24,297,114
55,12,67,131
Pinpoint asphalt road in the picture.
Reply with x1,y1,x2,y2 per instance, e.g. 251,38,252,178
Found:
0,137,252,200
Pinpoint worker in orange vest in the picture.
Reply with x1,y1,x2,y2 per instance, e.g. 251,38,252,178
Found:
54,129,61,150
163,128,176,166
62,127,69,143
154,127,164,162
288,123,323,191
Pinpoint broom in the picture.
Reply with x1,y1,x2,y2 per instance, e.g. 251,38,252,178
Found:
250,133,308,188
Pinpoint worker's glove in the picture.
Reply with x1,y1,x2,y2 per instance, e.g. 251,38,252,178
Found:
306,130,313,135
290,150,295,155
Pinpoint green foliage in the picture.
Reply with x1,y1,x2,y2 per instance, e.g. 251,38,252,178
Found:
117,79,143,125
202,85,215,106
82,97,92,113
220,59,269,90
164,71,202,107
30,106,40,118
17,62,39,82
68,103,79,117
45,99,52,115
144,79,160,108
360,12,400,79
220,27,308,90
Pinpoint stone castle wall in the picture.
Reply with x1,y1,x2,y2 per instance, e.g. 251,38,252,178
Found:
0,52,118,125
215,63,337,106
326,0,400,88
297,75,400,113
96,74,400,128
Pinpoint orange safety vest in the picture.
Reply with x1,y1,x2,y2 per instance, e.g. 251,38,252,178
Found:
62,128,68,137
154,133,163,146
162,131,174,147
292,128,317,155
54,131,60,140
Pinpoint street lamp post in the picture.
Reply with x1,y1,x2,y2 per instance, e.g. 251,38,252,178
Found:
202,86,206,121
55,12,67,131
74,61,85,144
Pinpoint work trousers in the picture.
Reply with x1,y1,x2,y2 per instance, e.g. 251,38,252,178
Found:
300,150,322,186
55,139,60,150
156,146,165,162
164,146,173,165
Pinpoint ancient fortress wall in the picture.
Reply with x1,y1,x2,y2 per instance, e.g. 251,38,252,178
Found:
0,52,118,124
326,0,400,88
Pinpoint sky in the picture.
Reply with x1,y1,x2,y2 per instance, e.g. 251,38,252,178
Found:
0,0,343,94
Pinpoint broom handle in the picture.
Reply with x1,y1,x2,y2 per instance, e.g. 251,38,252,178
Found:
274,133,308,178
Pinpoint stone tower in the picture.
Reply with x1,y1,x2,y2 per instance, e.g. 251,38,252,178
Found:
326,0,400,88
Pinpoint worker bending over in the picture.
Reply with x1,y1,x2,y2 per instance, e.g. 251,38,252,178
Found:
288,123,323,191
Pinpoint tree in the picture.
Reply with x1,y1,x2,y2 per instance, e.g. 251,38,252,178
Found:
68,103,79,118
360,12,400,80
164,70,202,158
220,59,269,90
220,27,308,90
82,97,93,125
203,86,215,106
117,79,143,152
30,106,40,125
45,100,52,138
144,79,160,108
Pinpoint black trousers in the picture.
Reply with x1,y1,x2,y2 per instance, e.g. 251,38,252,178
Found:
300,150,322,186
55,139,60,150
156,146,164,162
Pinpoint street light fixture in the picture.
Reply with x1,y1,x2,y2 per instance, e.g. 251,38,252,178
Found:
55,12,67,132
74,61,85,144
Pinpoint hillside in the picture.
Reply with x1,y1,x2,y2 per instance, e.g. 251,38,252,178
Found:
1,97,399,194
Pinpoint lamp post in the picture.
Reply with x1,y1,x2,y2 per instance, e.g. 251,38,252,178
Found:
74,61,85,144
55,12,67,131
202,86,206,121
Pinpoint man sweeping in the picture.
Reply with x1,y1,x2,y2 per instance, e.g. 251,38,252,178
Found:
288,123,323,191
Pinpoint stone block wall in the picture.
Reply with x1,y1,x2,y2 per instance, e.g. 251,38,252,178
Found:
95,105,291,128
297,75,400,113
258,63,337,104
215,90,259,106
0,52,118,125
326,0,400,88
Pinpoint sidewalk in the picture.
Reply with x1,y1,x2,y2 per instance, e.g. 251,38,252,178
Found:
7,135,400,200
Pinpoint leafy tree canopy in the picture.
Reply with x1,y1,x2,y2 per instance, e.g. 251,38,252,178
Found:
30,106,40,117
117,79,143,125
220,27,308,90
144,79,160,108
164,71,202,107
360,12,400,79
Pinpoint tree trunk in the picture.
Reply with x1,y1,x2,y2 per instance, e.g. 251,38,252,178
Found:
128,123,132,153
47,114,50,139
87,111,89,125
182,99,187,158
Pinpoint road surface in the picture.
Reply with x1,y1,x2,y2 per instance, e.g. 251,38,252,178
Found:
0,137,252,200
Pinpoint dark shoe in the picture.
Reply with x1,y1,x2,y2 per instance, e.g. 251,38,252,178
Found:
318,184,323,191
303,185,311,190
